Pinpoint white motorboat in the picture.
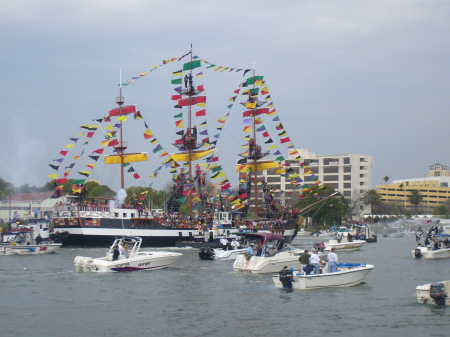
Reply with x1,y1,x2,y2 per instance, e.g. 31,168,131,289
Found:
412,234,450,259
233,233,304,274
388,232,406,238
0,220,62,255
323,232,366,251
199,247,247,261
415,281,450,305
273,263,374,290
74,236,182,272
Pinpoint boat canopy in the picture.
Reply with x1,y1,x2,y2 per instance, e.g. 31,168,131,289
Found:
244,232,284,241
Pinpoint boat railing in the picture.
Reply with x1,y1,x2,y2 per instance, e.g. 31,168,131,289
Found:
54,205,110,212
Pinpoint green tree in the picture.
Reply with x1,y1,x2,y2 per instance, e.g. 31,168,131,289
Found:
408,190,423,214
383,176,389,184
432,204,449,217
0,178,14,200
293,185,348,226
364,189,382,214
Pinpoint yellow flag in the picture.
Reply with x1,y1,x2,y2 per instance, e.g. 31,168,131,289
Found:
48,174,58,179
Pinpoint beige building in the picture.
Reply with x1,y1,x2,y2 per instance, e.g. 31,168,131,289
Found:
376,175,450,213
428,163,450,178
0,192,63,222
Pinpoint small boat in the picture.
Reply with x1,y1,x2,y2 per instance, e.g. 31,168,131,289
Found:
415,281,450,305
323,232,366,251
199,246,247,261
74,236,182,272
233,233,304,274
412,234,450,259
296,230,312,236
273,263,374,290
0,220,62,255
388,232,406,238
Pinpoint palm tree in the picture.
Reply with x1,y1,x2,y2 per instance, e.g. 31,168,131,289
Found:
364,189,382,214
408,190,423,215
383,176,389,184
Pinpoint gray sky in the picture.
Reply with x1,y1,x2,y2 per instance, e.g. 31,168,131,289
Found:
1,0,449,192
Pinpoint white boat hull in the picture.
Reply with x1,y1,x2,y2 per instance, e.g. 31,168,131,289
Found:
233,250,303,274
213,248,246,261
0,243,62,255
324,240,366,251
388,233,406,238
415,280,450,305
273,264,374,289
76,251,182,272
412,247,450,259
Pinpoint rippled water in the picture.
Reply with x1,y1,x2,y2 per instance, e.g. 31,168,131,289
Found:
0,236,449,337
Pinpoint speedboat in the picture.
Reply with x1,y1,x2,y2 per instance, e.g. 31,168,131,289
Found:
415,281,450,305
412,234,450,259
273,263,374,289
233,233,304,274
0,220,62,255
199,246,247,260
74,236,182,272
323,232,366,251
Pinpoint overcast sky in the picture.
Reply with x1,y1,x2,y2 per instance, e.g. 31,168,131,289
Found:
1,1,449,193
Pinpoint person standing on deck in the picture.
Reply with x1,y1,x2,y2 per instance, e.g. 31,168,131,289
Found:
327,248,339,273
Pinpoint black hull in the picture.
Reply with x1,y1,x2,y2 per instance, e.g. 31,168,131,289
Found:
63,233,211,248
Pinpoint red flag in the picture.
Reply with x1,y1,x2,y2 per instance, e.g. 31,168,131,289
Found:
195,109,206,117
171,95,182,100
60,151,68,156
109,105,136,117
56,178,67,184
197,85,204,91
87,132,95,138
93,149,104,154
262,131,270,137
133,173,140,179
280,137,291,143
221,183,231,190
108,139,119,147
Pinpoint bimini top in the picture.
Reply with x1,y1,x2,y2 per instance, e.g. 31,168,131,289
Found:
244,232,284,241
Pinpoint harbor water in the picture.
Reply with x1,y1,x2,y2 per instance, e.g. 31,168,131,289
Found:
0,236,449,337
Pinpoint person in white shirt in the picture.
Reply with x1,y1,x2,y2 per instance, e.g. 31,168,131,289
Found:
220,237,229,250
118,241,125,256
230,239,240,250
310,250,323,274
327,247,339,273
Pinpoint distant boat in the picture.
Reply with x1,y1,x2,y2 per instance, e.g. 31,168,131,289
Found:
415,281,450,305
0,220,62,255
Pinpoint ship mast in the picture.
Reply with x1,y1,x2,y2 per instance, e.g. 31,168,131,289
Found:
115,84,126,189
239,68,269,218
172,46,204,216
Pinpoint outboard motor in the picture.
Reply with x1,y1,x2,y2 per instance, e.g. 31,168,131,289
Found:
414,249,422,258
199,247,215,260
278,267,294,289
430,283,446,305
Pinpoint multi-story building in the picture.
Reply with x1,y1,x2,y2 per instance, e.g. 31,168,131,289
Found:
376,175,450,213
257,148,373,217
427,163,450,178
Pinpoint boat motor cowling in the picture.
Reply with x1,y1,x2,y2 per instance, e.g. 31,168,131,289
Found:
198,247,215,260
414,249,422,258
430,283,446,305
279,267,294,289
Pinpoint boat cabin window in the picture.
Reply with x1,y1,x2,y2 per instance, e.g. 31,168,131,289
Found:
115,213,119,217
131,213,135,218
123,213,127,218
